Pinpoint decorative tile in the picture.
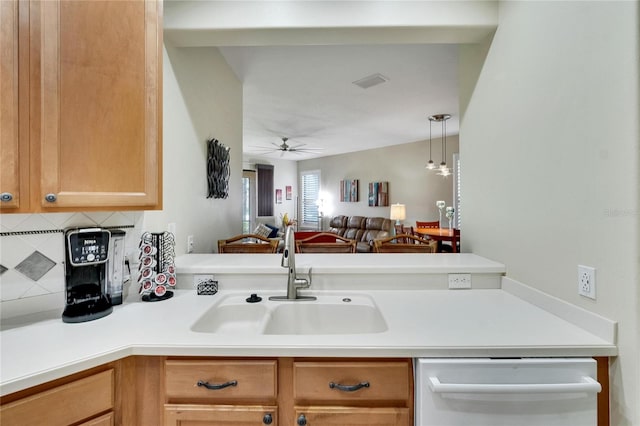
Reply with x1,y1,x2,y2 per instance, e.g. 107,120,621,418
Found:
0,269,31,301
34,233,66,264
0,264,7,275
101,212,135,228
0,235,35,269
40,213,76,228
36,264,65,294
0,214,30,232
15,251,56,282
83,212,114,225
21,283,50,298
61,212,97,230
13,214,58,232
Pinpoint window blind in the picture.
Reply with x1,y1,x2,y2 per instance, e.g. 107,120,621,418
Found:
301,170,320,227
453,153,461,229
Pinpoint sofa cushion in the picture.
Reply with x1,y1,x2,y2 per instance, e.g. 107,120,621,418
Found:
253,223,272,238
264,224,279,238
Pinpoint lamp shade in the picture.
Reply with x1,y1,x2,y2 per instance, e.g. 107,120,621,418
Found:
390,203,406,221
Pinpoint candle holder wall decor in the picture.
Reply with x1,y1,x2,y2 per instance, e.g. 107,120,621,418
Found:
445,206,455,230
436,200,446,227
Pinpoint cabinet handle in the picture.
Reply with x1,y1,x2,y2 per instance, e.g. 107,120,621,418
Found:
297,414,307,426
44,193,57,203
262,413,273,425
0,193,13,202
329,381,370,392
196,379,237,390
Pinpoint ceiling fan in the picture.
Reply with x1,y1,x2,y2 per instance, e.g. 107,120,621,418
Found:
250,137,323,157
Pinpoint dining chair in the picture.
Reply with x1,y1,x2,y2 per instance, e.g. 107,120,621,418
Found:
373,234,438,253
440,228,461,253
218,234,279,253
295,232,356,253
394,225,416,243
415,220,440,229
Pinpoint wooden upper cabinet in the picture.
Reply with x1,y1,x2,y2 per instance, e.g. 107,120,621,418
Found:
31,0,162,211
0,0,24,210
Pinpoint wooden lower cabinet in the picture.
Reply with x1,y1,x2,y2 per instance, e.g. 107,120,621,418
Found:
0,356,413,426
294,407,410,426
162,357,413,426
164,404,277,426
80,412,115,426
0,369,114,426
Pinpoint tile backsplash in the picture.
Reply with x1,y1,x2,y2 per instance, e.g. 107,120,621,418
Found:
0,212,144,320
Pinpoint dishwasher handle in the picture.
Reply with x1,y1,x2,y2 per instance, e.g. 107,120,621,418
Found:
428,376,602,394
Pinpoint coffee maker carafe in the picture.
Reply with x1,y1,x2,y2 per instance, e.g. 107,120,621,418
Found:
62,228,113,323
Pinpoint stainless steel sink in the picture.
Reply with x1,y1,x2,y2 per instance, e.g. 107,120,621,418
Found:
190,294,388,335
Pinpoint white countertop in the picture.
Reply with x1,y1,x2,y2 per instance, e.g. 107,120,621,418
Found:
175,253,507,275
0,254,617,397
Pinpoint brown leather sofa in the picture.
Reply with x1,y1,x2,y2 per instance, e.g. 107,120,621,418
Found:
327,215,392,253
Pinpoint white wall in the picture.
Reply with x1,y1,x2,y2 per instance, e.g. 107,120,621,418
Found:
299,138,458,230
242,157,299,227
460,2,639,424
149,45,243,254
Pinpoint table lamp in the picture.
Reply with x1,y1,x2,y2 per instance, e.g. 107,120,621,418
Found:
390,203,406,226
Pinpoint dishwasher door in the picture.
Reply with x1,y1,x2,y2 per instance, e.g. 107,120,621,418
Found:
415,358,600,426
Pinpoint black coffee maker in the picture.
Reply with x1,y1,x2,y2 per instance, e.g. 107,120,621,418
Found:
62,228,113,323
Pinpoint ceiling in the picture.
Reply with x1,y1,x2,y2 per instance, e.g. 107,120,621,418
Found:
220,44,460,161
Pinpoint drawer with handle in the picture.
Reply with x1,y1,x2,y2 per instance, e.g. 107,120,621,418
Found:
293,361,411,402
165,359,277,401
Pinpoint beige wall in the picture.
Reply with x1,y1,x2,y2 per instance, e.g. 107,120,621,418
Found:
460,2,639,424
299,137,458,230
150,46,243,254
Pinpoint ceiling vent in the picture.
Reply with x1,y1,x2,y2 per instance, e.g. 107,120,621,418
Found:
352,73,389,89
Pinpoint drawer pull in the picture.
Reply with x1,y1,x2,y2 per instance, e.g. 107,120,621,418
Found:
329,381,370,392
0,193,13,202
44,193,57,203
297,414,307,426
197,379,238,390
262,413,273,424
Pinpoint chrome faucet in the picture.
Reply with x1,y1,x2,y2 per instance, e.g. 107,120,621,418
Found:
269,225,316,301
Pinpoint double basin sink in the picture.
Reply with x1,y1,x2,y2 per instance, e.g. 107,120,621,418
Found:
191,293,388,335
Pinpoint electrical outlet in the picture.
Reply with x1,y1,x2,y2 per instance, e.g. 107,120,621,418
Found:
448,273,471,289
578,265,596,299
187,235,194,253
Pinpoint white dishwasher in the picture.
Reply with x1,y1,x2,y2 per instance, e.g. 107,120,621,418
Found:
415,358,601,426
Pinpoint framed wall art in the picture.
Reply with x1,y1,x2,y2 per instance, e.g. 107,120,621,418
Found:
275,189,283,204
340,179,359,202
285,185,292,200
368,181,389,206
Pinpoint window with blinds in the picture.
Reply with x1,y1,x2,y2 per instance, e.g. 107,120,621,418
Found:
300,170,320,227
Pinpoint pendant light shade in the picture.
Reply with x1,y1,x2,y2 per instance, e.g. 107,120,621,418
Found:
427,114,452,176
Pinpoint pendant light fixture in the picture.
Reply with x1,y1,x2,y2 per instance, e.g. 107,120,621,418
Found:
427,114,452,176
425,116,436,170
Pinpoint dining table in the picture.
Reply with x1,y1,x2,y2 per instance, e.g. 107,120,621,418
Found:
414,227,460,253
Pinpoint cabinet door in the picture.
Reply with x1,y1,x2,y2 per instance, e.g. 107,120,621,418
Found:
0,369,114,426
78,412,114,426
0,0,24,210
164,404,277,426
295,407,410,426
33,0,162,210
